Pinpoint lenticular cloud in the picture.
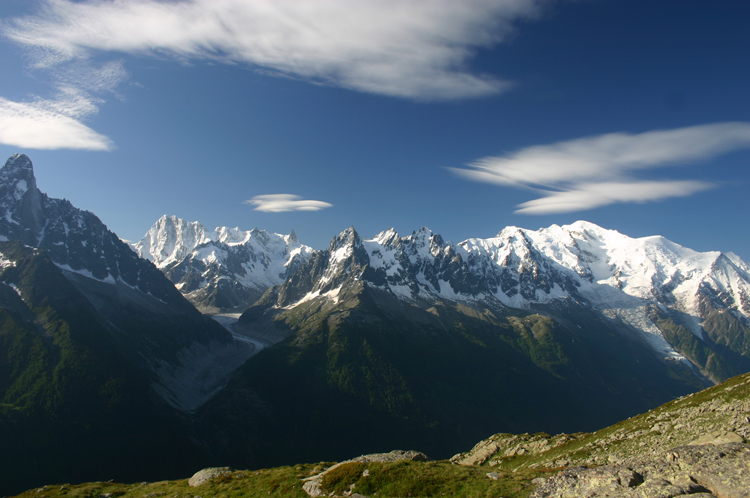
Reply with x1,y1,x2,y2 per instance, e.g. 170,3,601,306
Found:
245,194,333,213
453,122,750,214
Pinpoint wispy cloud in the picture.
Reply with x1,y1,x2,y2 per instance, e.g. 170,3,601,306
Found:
0,49,125,150
0,96,113,150
245,194,333,213
452,122,750,214
1,0,544,101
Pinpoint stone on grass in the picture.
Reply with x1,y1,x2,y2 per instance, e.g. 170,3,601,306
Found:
188,467,233,487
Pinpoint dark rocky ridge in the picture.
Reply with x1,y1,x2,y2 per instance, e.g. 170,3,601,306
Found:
0,154,254,494
0,154,190,307
0,154,242,398
0,241,213,496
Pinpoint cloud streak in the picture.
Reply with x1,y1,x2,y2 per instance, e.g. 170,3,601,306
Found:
245,194,333,213
2,0,544,101
452,122,750,214
0,96,113,150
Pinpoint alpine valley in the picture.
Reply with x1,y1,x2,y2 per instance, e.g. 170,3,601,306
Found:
2,154,750,495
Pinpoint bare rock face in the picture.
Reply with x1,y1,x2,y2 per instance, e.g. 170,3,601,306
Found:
530,443,750,498
188,467,233,487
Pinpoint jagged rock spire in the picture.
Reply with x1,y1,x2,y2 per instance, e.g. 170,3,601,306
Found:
0,154,45,245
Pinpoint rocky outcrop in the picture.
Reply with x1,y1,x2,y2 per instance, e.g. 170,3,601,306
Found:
301,450,427,497
530,443,750,498
451,432,582,467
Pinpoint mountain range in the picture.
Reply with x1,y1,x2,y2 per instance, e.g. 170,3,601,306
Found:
189,220,750,468
2,153,750,494
140,209,750,385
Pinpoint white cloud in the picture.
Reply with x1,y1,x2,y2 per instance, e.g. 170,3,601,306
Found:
0,97,113,150
244,194,333,213
515,180,714,215
2,0,543,100
452,122,750,214
0,40,125,150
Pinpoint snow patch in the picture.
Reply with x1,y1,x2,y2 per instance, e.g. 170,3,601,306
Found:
9,282,21,297
286,285,343,309
0,255,15,269
56,263,116,284
13,179,27,200
133,215,313,297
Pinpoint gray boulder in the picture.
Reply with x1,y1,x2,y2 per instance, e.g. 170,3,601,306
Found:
188,467,234,487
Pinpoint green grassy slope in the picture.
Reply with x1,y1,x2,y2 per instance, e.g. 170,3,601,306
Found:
0,242,211,496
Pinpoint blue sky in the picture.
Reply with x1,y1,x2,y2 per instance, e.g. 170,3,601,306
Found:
0,0,749,259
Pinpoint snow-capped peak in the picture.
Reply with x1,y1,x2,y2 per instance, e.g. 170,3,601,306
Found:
1,153,34,178
373,227,400,247
135,215,211,267
134,214,313,311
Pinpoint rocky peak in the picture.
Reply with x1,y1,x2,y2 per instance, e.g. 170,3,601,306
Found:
324,226,371,280
1,153,35,183
0,154,45,245
373,227,401,248
400,227,448,259
328,226,363,253
135,215,210,266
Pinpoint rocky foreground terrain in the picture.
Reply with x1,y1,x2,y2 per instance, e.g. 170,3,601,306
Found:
530,443,749,498
452,370,750,497
12,372,750,498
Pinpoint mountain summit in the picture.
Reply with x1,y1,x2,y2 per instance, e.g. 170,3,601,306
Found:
0,153,45,245
0,154,188,300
